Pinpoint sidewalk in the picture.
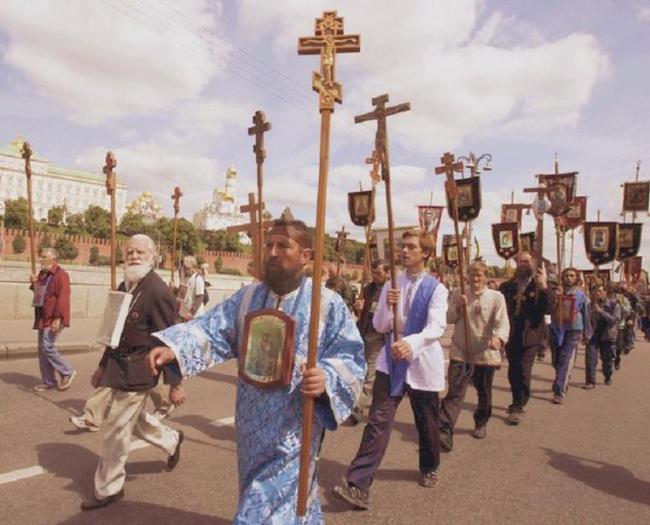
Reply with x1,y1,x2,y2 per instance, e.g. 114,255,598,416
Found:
0,319,103,360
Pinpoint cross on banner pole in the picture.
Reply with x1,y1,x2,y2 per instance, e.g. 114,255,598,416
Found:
297,11,360,516
355,94,410,342
103,152,118,291
20,141,37,276
435,152,472,358
170,186,183,287
248,110,271,276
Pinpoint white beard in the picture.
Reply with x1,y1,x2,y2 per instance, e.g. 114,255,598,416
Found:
124,263,152,288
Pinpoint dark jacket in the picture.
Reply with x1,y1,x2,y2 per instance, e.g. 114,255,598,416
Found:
32,263,71,330
499,277,553,349
356,281,383,336
590,298,620,343
99,269,181,391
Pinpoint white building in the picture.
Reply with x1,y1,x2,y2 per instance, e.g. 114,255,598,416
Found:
0,137,127,222
126,191,163,223
193,165,247,232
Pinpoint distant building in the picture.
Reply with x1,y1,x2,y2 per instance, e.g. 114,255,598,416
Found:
126,191,163,223
0,137,127,221
193,165,247,232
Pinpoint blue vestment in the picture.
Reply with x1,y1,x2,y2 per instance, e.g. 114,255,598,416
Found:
154,278,366,524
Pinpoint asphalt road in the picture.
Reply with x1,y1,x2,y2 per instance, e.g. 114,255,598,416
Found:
1,333,649,525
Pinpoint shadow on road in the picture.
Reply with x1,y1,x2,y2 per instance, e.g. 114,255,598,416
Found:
200,369,239,387
1,372,86,413
172,414,236,443
542,448,650,505
56,501,230,525
37,442,98,498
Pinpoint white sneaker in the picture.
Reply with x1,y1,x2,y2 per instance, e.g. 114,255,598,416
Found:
69,415,100,432
152,404,175,421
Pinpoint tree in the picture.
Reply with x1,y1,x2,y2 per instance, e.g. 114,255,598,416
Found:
54,237,78,261
84,205,111,239
4,198,29,229
64,213,86,236
89,246,99,265
118,212,147,237
38,233,52,255
214,256,223,272
200,229,244,253
12,233,26,254
47,205,66,227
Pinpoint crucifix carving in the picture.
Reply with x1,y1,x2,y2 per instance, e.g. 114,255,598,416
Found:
248,110,272,276
103,151,118,291
20,141,37,277
365,150,380,185
170,186,183,287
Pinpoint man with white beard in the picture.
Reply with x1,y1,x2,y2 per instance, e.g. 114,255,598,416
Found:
81,234,185,510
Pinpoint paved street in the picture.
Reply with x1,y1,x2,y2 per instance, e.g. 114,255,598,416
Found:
1,334,649,525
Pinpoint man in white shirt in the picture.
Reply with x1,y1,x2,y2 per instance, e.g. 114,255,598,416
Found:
333,230,448,510
179,256,205,320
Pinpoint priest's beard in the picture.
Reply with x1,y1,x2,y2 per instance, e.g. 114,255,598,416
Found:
124,263,152,289
515,266,533,281
263,260,304,296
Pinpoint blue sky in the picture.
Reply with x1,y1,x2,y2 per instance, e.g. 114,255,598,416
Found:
0,0,649,267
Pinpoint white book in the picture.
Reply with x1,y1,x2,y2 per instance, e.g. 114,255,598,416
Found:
96,291,133,349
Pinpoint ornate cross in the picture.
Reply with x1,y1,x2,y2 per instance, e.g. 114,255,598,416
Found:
365,150,380,185
103,151,118,290
103,151,117,196
249,110,271,165
298,11,360,111
172,186,183,216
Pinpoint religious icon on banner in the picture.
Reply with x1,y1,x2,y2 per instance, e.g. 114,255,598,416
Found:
582,269,611,287
538,172,577,217
239,309,295,389
624,256,642,282
563,196,587,230
500,205,520,226
446,176,481,222
622,181,650,212
555,294,577,324
616,223,642,260
374,226,415,262
492,222,519,260
584,222,617,266
442,234,459,268
417,205,443,236
348,190,375,226
520,231,536,254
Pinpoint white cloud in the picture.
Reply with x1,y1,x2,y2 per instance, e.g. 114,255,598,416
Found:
637,5,650,22
0,0,226,124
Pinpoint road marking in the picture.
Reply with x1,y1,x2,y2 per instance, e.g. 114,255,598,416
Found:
0,415,235,486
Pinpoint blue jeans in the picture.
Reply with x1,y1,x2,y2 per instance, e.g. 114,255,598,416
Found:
551,331,581,396
37,327,74,386
585,340,615,384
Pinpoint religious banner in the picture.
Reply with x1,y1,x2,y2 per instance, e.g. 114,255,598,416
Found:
616,223,642,261
442,234,459,268
417,205,443,236
554,294,577,325
239,309,295,389
584,222,618,266
491,222,519,260
624,256,643,282
538,172,577,217
500,205,523,229
348,190,375,226
520,231,537,255
582,269,611,287
562,196,587,230
622,181,650,212
446,176,481,222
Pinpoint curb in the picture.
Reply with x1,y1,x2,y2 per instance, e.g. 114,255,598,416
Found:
0,342,103,361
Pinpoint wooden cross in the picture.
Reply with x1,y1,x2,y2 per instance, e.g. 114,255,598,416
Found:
298,11,360,111
20,141,37,277
334,225,349,278
297,11,359,517
355,94,410,342
103,151,118,291
170,186,183,286
365,150,380,185
434,152,471,359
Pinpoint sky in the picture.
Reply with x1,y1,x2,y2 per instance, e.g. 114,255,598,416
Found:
0,0,649,268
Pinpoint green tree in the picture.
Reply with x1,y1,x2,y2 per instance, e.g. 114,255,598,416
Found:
47,205,66,227
118,212,147,237
54,237,79,261
200,229,244,253
12,233,26,254
4,198,29,229
84,205,111,239
64,213,86,236
89,246,99,265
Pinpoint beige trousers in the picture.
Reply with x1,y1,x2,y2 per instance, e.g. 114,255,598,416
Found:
94,389,180,498
83,381,172,427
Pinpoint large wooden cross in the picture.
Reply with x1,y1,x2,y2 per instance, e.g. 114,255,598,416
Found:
20,141,37,277
227,193,273,278
296,11,359,517
169,186,183,286
103,152,118,290
355,94,410,342
248,110,271,275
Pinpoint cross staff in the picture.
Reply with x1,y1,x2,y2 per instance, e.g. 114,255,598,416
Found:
355,94,410,342
248,110,271,276
435,152,472,359
20,142,37,276
334,225,349,278
365,150,380,186
103,152,118,291
227,193,273,278
296,11,359,516
169,186,183,287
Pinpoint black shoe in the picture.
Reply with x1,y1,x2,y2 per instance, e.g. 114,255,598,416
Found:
167,430,184,471
81,489,124,511
420,470,438,488
439,430,453,452
332,484,369,510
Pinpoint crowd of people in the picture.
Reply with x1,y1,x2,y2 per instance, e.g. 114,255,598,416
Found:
27,222,646,523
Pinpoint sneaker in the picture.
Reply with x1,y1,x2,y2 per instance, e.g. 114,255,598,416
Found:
420,470,438,488
167,430,184,471
439,430,453,452
58,370,77,391
332,484,369,510
552,394,563,405
69,415,100,432
152,404,175,421
472,426,487,439
33,383,56,392
582,383,596,390
506,411,522,425
605,377,612,385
